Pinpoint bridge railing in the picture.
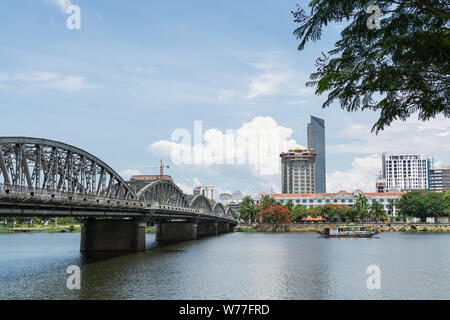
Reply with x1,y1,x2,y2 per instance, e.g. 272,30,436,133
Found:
0,183,145,210
0,183,237,221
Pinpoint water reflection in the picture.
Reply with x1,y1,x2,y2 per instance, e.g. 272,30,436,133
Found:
1,232,450,299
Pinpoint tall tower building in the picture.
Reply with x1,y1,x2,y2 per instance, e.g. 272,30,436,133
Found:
280,148,317,194
382,153,430,192
307,116,326,193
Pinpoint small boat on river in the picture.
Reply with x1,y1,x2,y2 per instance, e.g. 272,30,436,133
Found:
317,225,380,238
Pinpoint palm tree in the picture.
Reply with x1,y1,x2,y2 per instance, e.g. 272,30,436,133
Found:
387,199,397,219
284,199,294,211
238,196,257,223
354,193,369,222
370,200,385,223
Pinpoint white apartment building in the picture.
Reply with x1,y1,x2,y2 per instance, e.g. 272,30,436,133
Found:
193,184,215,201
382,153,430,192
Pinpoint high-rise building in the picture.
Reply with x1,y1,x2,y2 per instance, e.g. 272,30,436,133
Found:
193,184,215,200
382,153,430,192
430,166,450,191
307,116,326,193
280,148,316,194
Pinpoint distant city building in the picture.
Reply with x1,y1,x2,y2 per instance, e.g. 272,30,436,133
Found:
307,116,326,193
252,192,268,205
228,202,240,212
430,166,450,191
376,177,386,193
280,148,317,194
271,190,403,217
231,191,245,202
382,153,430,192
128,175,172,193
193,184,215,201
219,193,232,206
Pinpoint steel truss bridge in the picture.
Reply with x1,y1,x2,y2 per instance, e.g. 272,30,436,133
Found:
0,137,236,224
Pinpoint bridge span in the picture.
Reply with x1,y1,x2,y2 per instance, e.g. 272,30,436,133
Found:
0,137,238,251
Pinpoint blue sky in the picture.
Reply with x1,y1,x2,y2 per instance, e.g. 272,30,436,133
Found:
1,0,449,198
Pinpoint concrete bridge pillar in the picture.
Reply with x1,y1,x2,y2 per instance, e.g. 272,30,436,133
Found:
197,222,218,237
156,222,197,241
80,218,146,252
216,222,231,234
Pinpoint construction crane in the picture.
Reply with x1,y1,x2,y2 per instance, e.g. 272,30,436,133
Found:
134,160,170,180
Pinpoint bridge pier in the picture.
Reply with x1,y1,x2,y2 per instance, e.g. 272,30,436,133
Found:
197,222,218,237
156,222,197,241
216,222,231,234
80,218,146,252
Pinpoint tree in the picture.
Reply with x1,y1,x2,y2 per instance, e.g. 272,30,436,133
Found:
258,195,278,211
284,199,294,211
370,200,386,222
318,204,335,221
290,204,308,222
256,204,292,231
354,193,369,222
387,199,397,217
397,190,448,222
292,1,450,133
238,196,258,223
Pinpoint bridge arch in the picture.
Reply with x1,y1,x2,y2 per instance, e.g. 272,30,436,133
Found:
137,180,189,207
0,137,135,199
189,194,212,211
225,207,234,219
212,202,226,217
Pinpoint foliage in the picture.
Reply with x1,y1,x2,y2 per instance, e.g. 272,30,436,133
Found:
284,199,294,211
238,196,258,222
354,193,370,221
290,204,308,222
370,200,387,222
292,0,450,133
397,190,449,222
256,204,292,231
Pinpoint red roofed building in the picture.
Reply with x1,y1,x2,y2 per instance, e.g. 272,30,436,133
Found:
270,189,405,218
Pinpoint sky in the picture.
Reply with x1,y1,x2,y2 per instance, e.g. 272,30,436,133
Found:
0,0,448,199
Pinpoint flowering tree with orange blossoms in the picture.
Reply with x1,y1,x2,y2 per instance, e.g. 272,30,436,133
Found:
256,204,292,232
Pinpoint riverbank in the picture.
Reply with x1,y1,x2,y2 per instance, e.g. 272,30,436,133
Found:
0,225,81,233
0,225,157,233
237,223,450,233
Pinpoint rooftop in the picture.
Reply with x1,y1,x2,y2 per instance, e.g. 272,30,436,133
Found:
271,190,405,197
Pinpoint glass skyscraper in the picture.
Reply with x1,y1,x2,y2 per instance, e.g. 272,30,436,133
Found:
307,116,326,193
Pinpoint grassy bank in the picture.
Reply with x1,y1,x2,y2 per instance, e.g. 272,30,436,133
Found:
0,225,81,233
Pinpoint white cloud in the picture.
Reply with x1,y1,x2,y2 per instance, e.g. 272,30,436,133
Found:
329,116,450,157
46,0,72,12
175,178,202,195
246,73,289,99
0,72,97,92
176,182,193,195
149,116,304,176
242,52,315,100
218,89,236,101
327,155,381,193
120,169,142,180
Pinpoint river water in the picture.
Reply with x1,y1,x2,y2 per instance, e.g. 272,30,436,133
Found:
0,232,449,299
